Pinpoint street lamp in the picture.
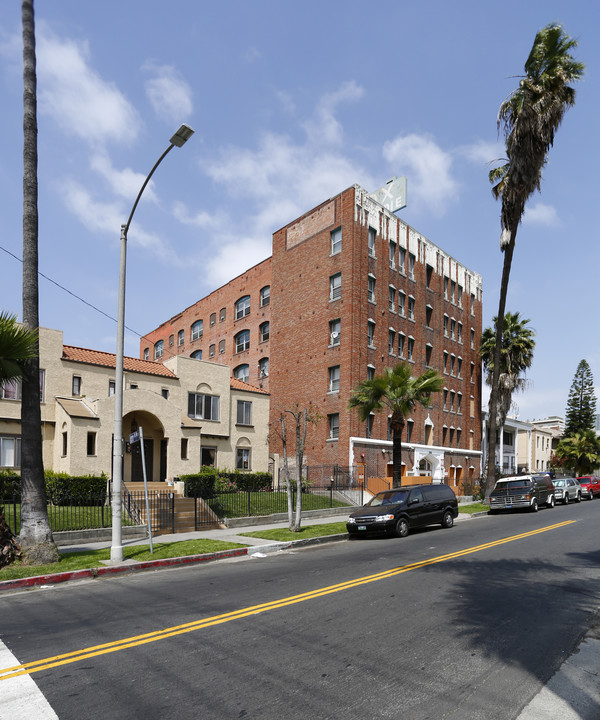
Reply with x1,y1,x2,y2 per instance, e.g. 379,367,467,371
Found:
111,124,194,563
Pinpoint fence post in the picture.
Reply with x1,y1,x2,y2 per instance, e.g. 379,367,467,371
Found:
247,490,251,518
194,496,198,531
171,493,175,534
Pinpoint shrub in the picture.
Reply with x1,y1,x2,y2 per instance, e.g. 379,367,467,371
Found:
45,471,107,506
180,468,272,497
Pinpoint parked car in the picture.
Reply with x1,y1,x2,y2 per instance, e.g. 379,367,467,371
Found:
552,477,582,505
346,484,458,538
489,474,555,513
576,476,600,500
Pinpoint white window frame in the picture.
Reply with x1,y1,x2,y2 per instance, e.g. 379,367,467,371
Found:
191,320,203,342
331,227,342,255
330,273,341,301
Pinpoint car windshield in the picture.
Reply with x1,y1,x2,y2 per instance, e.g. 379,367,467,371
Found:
368,490,409,506
495,480,530,490
553,480,565,487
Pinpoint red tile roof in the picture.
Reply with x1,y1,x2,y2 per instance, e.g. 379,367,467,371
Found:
230,377,269,395
62,346,176,378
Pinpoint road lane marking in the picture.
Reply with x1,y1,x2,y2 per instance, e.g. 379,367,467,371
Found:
0,520,575,681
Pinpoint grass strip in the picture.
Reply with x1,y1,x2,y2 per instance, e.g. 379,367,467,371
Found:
240,522,348,542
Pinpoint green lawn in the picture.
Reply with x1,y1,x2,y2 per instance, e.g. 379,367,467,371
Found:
240,522,348,541
210,492,349,518
0,502,138,534
458,502,489,514
0,538,248,581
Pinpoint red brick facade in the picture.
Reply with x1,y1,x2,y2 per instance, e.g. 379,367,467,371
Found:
142,184,483,484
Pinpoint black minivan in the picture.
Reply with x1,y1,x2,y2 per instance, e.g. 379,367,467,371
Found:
347,483,458,538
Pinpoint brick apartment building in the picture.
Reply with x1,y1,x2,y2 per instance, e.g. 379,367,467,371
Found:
142,184,483,486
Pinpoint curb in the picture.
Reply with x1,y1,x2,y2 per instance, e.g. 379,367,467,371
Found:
0,534,350,592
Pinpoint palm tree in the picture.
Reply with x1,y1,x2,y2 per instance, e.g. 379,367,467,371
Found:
20,0,59,564
0,311,37,383
349,363,442,488
555,430,600,478
480,312,535,430
486,24,584,492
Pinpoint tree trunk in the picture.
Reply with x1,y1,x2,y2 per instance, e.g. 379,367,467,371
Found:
293,409,307,532
485,231,516,498
392,421,404,488
280,414,294,531
19,0,59,564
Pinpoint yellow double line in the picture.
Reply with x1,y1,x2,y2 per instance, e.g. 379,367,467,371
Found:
0,520,575,681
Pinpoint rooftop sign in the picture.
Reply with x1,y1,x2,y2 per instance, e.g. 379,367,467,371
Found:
369,176,407,213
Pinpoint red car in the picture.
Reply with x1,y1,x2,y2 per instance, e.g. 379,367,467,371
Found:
576,476,600,500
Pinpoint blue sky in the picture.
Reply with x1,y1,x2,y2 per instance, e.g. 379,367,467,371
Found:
0,1,597,422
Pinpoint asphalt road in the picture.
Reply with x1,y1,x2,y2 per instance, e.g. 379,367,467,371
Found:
1,500,599,720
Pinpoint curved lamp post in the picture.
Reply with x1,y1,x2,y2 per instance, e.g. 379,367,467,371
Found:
111,124,194,563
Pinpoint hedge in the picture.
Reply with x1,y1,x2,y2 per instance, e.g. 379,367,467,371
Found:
0,470,107,505
180,467,272,498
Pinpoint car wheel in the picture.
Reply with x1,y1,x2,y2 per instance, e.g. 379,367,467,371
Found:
576,492,581,503
441,510,454,528
396,518,409,538
530,498,538,512
547,495,555,508
564,494,569,505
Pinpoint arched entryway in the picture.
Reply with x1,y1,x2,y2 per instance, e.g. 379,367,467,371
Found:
123,411,166,483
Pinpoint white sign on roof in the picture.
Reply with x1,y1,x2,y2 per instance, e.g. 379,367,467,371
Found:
369,176,407,213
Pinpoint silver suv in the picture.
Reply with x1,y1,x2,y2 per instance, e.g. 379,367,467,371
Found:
552,477,582,505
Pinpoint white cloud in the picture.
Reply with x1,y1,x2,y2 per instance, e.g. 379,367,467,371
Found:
143,63,193,124
172,202,229,230
36,27,139,146
90,153,158,203
382,133,458,216
303,81,363,146
458,139,505,165
204,234,272,286
523,202,559,226
243,46,261,63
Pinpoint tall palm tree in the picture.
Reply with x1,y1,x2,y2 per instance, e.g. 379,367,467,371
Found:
20,0,59,564
480,312,535,430
0,311,37,383
555,430,600,478
486,24,584,491
349,363,442,487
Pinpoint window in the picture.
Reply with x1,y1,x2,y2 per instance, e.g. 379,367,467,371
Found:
442,426,448,445
236,447,251,470
388,329,396,355
471,329,475,349
191,320,203,341
406,420,414,443
154,340,164,360
407,337,414,361
201,447,216,466
259,357,269,377
368,227,376,257
398,292,406,317
62,431,68,457
368,275,376,303
72,375,82,396
178,329,184,346
330,318,341,346
0,436,21,468
444,314,449,337
443,389,448,410
235,295,251,320
188,393,220,421
450,280,456,304
425,344,433,367
457,285,463,307
143,348,149,360
450,390,455,412
389,241,396,268
450,354,456,376
457,322,463,344
109,380,115,397
87,432,96,456
367,365,375,380
457,357,462,378
471,293,475,316
367,320,375,347
260,286,270,307
399,247,406,274
181,438,188,460
219,339,226,354
426,265,433,288
220,307,226,322
408,296,415,321
450,318,456,340
330,273,341,301
470,362,475,383
408,252,415,280
443,351,449,374
169,334,174,347
457,393,462,414
444,277,449,300
366,413,374,439
234,364,250,383
328,413,339,440
209,344,215,358
237,400,253,425
329,365,340,393
210,313,216,326
191,350,202,360
260,322,270,343
130,383,138,389
331,227,342,255
1,379,21,400
425,304,433,327
398,333,405,358
235,329,250,353
389,286,396,312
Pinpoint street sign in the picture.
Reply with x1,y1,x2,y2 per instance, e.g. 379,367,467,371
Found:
129,431,139,444
369,176,407,213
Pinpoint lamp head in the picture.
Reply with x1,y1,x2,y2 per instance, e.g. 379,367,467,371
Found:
170,124,195,147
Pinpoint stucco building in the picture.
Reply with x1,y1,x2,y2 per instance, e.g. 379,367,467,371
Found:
0,327,269,480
